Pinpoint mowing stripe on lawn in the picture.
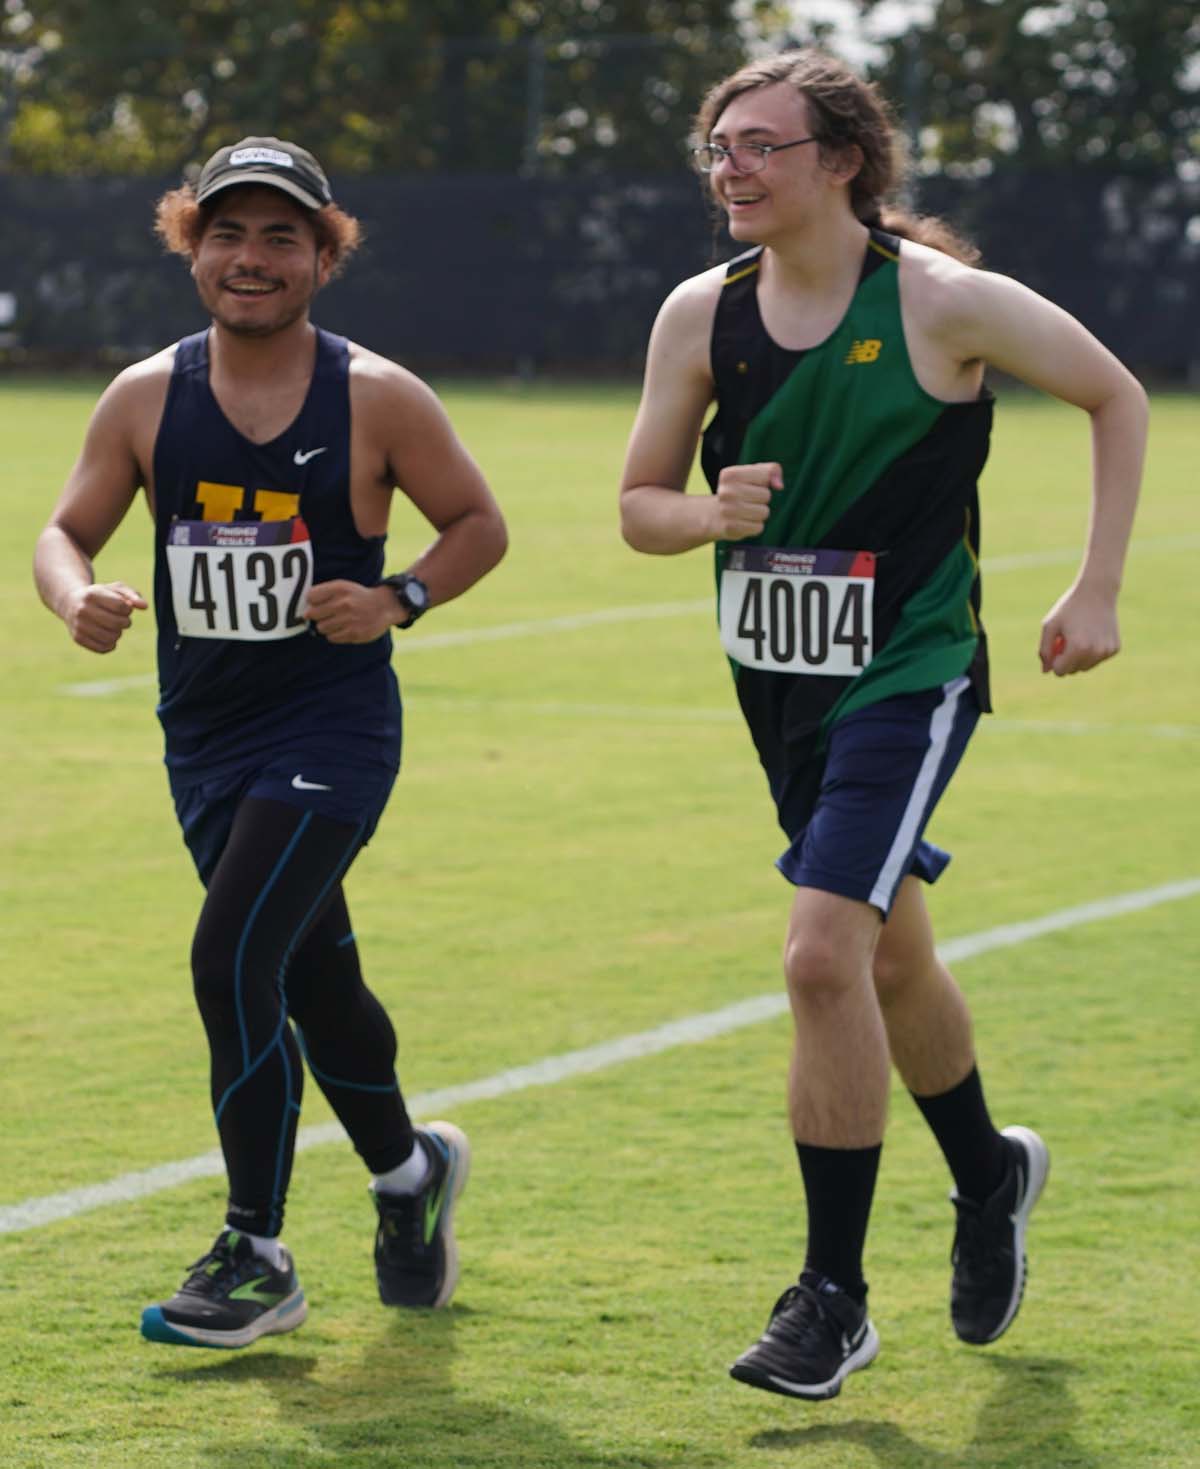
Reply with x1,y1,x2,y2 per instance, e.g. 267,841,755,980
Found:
2,876,1197,1237
404,694,1200,741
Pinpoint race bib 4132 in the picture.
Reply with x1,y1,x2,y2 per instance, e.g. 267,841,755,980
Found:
166,518,313,641
719,546,875,675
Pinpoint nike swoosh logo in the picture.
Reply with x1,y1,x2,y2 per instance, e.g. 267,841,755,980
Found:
293,447,327,465
1010,1163,1026,1221
291,774,332,791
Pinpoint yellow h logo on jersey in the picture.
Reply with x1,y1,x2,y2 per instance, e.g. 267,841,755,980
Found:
194,482,301,522
845,339,883,365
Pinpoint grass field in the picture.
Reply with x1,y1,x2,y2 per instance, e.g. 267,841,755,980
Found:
2,378,1198,1469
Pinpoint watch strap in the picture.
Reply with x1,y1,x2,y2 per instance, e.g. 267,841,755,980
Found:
382,572,429,626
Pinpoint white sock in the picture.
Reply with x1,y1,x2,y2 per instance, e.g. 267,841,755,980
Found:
242,1231,286,1269
372,1138,430,1196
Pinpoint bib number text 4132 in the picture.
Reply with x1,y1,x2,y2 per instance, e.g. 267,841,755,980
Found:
167,518,314,642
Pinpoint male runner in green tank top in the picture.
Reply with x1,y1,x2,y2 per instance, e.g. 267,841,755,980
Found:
620,50,1147,1402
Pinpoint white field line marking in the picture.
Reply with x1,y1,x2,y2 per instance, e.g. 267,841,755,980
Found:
57,533,1200,699
3,876,1197,1237
982,533,1200,572
61,671,158,696
59,601,710,697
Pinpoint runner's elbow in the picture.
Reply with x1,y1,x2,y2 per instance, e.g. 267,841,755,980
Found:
619,485,665,553
485,506,509,567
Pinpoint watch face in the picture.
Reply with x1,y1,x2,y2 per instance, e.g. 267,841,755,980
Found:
405,578,429,610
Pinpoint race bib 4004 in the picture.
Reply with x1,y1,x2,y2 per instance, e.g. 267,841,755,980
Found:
166,518,313,641
719,546,875,675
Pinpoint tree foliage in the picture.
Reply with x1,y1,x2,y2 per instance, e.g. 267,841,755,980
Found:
0,1,780,176
863,0,1200,171
5,1,1195,177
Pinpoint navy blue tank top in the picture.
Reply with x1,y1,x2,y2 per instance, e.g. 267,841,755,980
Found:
151,326,401,780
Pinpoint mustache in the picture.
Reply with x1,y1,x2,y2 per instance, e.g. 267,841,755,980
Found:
220,272,282,288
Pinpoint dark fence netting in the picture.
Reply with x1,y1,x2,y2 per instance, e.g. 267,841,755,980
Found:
1,169,1197,379
918,170,1200,384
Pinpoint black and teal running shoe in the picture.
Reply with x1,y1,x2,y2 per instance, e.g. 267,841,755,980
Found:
372,1120,470,1308
141,1228,307,1349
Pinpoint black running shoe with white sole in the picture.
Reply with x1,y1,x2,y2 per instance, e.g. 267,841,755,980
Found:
372,1120,470,1308
729,1273,880,1400
951,1124,1050,1344
140,1228,307,1349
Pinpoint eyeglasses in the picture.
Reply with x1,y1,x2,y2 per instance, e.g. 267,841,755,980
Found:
691,138,818,174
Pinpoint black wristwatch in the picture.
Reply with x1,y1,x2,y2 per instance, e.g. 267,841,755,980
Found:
382,572,430,627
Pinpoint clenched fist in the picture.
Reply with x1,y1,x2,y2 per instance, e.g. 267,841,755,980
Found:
711,462,784,541
66,581,148,654
305,580,399,644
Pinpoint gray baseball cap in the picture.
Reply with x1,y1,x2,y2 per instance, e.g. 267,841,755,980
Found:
195,137,333,210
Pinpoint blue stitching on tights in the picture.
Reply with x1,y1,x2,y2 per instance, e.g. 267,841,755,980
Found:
214,814,364,1127
231,813,312,1073
296,1026,399,1094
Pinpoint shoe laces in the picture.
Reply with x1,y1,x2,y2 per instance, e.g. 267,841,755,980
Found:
951,1193,1013,1283
375,1136,448,1262
376,1187,432,1259
767,1281,843,1350
180,1234,250,1294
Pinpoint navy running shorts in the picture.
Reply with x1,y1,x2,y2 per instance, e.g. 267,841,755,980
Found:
169,750,400,885
769,675,981,916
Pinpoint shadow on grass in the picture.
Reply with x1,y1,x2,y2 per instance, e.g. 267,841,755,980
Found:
153,1307,658,1469
750,1355,1108,1467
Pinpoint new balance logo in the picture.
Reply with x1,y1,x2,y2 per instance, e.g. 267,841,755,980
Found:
845,339,883,364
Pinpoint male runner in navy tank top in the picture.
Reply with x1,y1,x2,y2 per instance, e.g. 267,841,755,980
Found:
35,137,507,1350
620,52,1146,1401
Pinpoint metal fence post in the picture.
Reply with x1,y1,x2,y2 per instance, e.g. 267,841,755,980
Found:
522,36,545,177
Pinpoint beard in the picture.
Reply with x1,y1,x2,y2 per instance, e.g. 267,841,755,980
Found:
210,295,311,337
198,262,321,338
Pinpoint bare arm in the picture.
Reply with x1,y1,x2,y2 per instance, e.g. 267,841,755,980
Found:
34,372,151,654
384,376,508,608
924,263,1148,676
306,362,507,643
620,270,784,554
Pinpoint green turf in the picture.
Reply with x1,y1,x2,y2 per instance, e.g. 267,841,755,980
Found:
2,377,1197,1467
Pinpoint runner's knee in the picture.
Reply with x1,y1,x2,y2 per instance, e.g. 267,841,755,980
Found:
783,928,858,1006
190,908,282,1031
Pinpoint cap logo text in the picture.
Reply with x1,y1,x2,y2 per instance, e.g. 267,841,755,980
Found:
230,147,294,168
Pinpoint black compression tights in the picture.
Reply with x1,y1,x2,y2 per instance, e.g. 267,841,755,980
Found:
190,796,415,1237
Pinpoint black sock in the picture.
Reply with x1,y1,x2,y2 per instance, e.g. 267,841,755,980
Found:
911,1065,1007,1203
794,1141,881,1303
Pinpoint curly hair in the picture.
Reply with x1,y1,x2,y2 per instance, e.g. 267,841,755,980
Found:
153,185,363,277
694,49,980,266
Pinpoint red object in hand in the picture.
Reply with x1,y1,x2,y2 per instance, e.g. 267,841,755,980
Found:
1051,634,1066,657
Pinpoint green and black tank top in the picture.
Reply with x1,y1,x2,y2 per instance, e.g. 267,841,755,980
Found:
699,228,993,775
